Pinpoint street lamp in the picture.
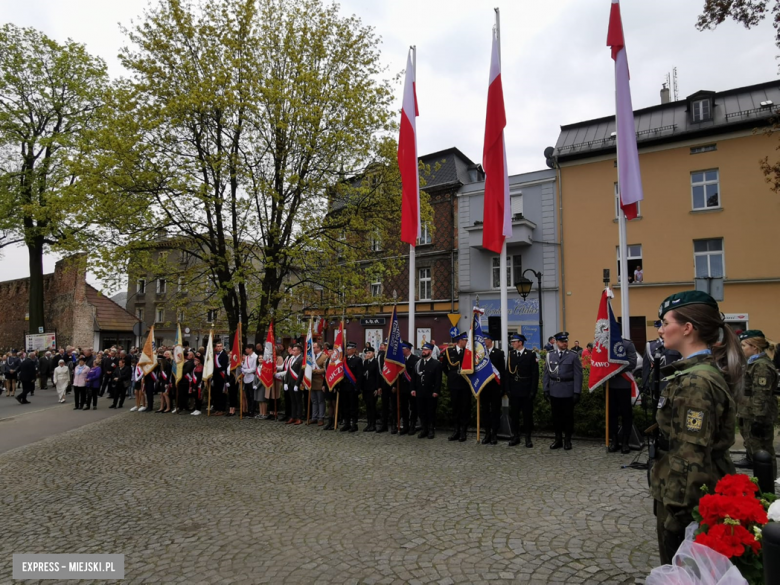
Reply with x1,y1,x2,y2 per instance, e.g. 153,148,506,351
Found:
515,269,543,346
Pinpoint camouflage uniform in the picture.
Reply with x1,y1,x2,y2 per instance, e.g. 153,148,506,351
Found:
650,353,736,565
738,354,778,476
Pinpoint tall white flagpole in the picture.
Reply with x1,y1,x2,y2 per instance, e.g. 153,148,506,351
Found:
614,68,630,340
495,8,509,351
408,45,417,346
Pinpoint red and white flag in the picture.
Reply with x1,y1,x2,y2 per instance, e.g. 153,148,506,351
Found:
398,49,420,246
229,322,242,374
607,0,643,220
482,27,511,254
258,321,276,390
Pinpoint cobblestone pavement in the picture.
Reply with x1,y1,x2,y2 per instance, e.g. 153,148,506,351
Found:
0,414,655,584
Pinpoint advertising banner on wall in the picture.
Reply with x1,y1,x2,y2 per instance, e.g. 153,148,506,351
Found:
25,333,57,353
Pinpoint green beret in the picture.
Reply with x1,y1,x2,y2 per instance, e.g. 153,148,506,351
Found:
658,291,719,319
739,330,765,341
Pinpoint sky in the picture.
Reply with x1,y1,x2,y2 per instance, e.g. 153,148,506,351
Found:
0,0,776,290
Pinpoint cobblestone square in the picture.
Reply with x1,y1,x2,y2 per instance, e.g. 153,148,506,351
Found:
0,414,655,584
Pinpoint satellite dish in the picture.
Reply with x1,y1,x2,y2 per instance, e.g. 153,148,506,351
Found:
543,146,555,158
545,158,556,169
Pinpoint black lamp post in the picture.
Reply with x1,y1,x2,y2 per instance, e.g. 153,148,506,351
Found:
515,269,543,346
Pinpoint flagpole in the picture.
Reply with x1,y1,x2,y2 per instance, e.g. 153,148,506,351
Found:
408,44,417,346
606,380,610,447
495,9,510,354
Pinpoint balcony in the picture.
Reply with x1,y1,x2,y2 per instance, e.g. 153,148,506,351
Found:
465,216,536,249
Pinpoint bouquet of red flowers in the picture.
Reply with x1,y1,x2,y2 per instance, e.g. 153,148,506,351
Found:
693,474,777,584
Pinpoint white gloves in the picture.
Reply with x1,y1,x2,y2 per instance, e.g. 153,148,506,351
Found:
284,384,288,391
293,386,299,392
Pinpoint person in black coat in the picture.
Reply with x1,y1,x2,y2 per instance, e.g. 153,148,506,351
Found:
16,352,36,404
340,342,363,432
375,342,397,434
444,333,470,442
607,338,638,454
507,334,540,447
211,343,229,415
284,344,304,424
412,342,442,439
479,334,505,446
398,342,419,435
177,353,195,414
362,347,379,432
109,358,132,409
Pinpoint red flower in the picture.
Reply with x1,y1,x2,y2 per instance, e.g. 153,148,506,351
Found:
699,493,768,527
715,474,759,497
695,524,761,558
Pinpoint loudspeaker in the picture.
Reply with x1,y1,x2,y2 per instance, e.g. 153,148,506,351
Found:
488,316,501,340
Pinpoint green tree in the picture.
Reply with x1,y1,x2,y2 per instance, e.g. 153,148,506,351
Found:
85,0,400,344
0,24,108,332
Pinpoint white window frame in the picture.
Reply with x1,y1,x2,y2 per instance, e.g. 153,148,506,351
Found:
614,183,641,218
155,307,165,323
692,98,711,122
135,307,144,321
418,222,432,246
370,233,382,252
693,238,725,278
491,255,523,289
177,276,183,292
418,267,432,301
137,279,146,294
156,278,167,294
177,310,184,323
616,244,643,281
370,280,382,297
691,169,720,210
207,309,218,323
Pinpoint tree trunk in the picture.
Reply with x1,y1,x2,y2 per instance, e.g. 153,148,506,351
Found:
27,235,46,335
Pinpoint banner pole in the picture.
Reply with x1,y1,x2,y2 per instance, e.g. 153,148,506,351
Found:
307,385,312,425
334,391,340,431
240,377,243,420
396,378,400,431
476,396,481,444
207,379,211,417
606,380,610,447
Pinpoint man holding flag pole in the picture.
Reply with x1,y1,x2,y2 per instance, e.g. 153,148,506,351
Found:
380,306,405,434
258,321,277,421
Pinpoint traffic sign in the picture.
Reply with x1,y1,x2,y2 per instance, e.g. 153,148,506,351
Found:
447,314,460,327
449,326,459,338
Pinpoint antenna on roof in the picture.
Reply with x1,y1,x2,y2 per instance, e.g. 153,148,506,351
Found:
672,67,679,101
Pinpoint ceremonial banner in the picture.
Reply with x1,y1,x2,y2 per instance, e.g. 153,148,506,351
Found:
588,288,638,396
137,326,158,376
325,322,345,389
203,332,214,381
303,318,315,390
229,322,242,374
460,308,496,397
381,306,405,385
172,323,184,384
259,321,276,390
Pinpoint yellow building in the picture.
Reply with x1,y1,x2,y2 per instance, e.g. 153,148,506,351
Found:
552,81,780,353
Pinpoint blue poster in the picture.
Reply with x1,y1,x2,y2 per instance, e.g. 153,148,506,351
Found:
477,298,541,349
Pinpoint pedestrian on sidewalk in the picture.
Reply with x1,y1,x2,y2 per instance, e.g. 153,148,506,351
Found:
17,352,35,404
85,358,102,410
72,357,89,410
53,360,70,403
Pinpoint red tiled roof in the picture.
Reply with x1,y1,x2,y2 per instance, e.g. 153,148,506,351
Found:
85,285,140,332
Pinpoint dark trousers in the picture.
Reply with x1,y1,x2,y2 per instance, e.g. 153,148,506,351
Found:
479,383,502,435
73,386,86,408
451,384,471,428
399,389,417,430
417,392,438,431
290,388,302,420
362,388,377,424
99,376,111,397
89,386,99,407
550,396,574,439
380,387,397,428
177,382,189,411
228,382,239,409
509,394,535,437
656,501,686,565
212,379,226,411
19,380,34,402
39,375,49,389
282,388,291,420
301,389,308,419
145,384,155,412
608,386,633,443
342,389,359,424
111,387,126,408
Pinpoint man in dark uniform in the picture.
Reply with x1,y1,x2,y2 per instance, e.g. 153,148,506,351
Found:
17,352,36,404
607,337,638,454
479,333,504,446
375,342,397,434
412,342,442,439
398,342,418,435
508,333,539,447
211,342,229,415
362,346,379,432
543,331,583,450
445,332,470,442
340,342,363,433
642,321,682,392
177,351,196,413
284,344,304,424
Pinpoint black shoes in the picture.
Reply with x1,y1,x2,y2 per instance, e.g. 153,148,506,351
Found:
375,424,386,433
608,439,620,453
550,439,563,450
458,429,467,443
398,428,408,436
564,439,573,451
490,435,498,445
481,431,492,445
15,396,23,404
733,457,752,469
428,430,435,439
364,424,376,432
621,444,630,454
448,427,460,442
340,423,350,432
417,429,429,439
109,405,116,409
408,424,417,436
525,436,533,448
349,424,358,433
508,436,520,447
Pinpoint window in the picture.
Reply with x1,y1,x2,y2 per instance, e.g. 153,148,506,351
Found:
370,281,382,297
510,193,523,218
137,279,146,294
156,307,165,323
418,268,432,301
694,239,724,278
691,170,720,210
177,276,183,292
177,310,184,323
614,183,641,218
418,222,432,245
370,233,382,252
690,144,717,155
156,278,167,294
692,99,711,122
207,309,218,322
135,307,144,321
616,245,643,283
491,255,523,289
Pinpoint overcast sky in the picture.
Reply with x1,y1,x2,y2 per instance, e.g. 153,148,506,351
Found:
1,0,776,290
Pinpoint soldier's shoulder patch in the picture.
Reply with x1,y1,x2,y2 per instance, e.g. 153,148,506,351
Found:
686,409,704,433
757,377,768,387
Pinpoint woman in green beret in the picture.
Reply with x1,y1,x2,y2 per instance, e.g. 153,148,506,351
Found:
650,291,745,565
734,330,778,477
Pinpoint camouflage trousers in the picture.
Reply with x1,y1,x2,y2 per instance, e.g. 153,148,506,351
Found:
740,418,777,477
655,501,686,566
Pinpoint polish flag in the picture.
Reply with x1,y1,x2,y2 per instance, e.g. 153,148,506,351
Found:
258,321,276,390
398,49,420,246
482,28,511,254
607,0,643,220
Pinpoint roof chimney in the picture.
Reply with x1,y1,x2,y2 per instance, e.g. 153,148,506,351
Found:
660,83,671,104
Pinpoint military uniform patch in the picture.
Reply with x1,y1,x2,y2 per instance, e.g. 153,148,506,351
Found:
657,396,666,408
686,409,704,432
757,377,767,386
